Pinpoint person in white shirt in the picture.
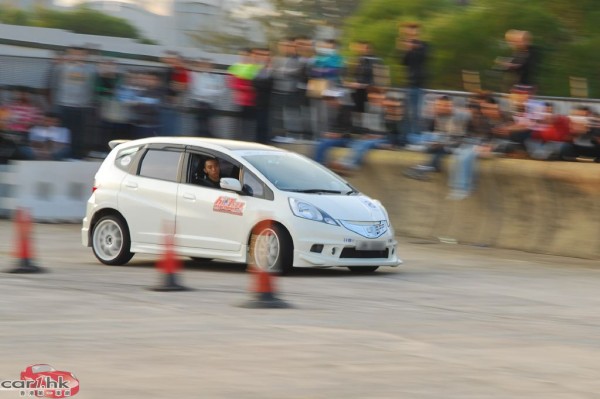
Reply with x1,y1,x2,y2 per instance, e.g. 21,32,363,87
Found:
28,112,72,160
189,58,225,137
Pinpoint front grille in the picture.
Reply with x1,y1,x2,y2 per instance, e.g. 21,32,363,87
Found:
340,248,389,259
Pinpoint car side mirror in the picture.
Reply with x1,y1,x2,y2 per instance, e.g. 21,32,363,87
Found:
220,178,242,192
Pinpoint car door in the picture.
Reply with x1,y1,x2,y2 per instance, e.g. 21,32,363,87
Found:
175,150,273,252
118,145,184,245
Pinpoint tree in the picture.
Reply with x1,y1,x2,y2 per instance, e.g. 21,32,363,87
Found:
343,0,600,96
267,0,363,38
0,5,150,43
191,0,363,52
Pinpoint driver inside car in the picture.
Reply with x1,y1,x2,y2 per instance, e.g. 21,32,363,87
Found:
196,157,221,188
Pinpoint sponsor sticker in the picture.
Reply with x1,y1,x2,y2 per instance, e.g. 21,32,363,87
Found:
213,196,246,216
1,364,80,398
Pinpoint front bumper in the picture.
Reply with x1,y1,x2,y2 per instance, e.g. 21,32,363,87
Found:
288,219,402,268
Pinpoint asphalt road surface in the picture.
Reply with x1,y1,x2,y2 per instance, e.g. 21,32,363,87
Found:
1,220,599,399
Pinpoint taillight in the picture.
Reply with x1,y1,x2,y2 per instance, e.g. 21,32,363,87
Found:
92,186,98,193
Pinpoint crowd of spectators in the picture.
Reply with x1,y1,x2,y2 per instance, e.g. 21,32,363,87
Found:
0,27,598,198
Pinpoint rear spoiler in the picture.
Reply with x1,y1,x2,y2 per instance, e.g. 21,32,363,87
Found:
108,140,130,150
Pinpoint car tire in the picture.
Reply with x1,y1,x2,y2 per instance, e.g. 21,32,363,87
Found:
92,215,134,266
249,223,293,275
348,266,379,273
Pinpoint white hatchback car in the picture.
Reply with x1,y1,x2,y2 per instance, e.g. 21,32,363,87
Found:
82,137,402,274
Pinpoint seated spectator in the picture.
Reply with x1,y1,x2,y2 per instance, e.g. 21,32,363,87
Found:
328,88,391,176
560,106,600,162
403,95,463,180
27,112,72,160
2,87,42,144
493,85,544,156
525,102,571,160
447,100,494,200
313,89,354,166
382,91,405,148
479,97,516,154
0,87,43,160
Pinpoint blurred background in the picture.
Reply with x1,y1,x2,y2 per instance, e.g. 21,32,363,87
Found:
0,0,598,96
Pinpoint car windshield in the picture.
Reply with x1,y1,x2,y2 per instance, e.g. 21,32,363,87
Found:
240,151,355,194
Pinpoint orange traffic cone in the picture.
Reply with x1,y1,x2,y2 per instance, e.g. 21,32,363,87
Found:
149,230,188,292
238,265,290,308
7,208,44,274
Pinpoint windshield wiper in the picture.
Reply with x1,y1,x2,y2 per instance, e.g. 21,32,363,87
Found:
287,189,344,194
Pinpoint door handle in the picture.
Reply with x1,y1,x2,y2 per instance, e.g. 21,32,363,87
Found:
183,193,196,200
125,181,138,189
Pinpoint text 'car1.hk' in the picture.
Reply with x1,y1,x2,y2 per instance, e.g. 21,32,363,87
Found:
82,138,402,274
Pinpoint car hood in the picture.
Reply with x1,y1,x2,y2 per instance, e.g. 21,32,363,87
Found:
289,194,387,221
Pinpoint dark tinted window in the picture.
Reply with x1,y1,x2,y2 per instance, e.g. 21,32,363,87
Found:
139,149,181,181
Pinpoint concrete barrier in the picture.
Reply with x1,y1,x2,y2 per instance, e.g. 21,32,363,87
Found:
2,149,598,260
279,143,600,260
0,161,101,223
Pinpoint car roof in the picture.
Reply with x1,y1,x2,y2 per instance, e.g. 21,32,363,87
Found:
112,137,286,153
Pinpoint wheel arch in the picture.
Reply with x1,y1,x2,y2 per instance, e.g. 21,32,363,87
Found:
89,208,129,245
246,219,294,250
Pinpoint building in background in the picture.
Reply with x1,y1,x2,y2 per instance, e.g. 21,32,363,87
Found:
4,0,267,48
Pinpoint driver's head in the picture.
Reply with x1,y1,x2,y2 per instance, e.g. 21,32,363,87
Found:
203,158,220,183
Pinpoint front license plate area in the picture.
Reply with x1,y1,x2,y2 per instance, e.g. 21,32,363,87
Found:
355,241,386,251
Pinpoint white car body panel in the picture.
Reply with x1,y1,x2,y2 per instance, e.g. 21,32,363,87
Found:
82,137,402,269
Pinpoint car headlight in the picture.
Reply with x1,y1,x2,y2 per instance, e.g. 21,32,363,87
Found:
289,198,338,226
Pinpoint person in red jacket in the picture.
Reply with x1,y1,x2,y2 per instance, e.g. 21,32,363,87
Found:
525,102,571,160
228,49,259,140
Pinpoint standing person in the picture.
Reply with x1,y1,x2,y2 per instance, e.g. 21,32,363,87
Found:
160,51,190,136
95,59,121,144
113,70,140,140
189,58,225,137
228,49,260,140
272,38,302,142
252,48,275,144
46,50,65,113
55,46,96,159
495,30,537,89
129,72,162,139
397,22,429,145
348,41,381,133
294,36,316,140
309,39,344,140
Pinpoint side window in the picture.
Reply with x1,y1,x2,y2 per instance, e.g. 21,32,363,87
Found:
241,168,273,200
138,149,181,182
187,153,239,188
115,146,140,172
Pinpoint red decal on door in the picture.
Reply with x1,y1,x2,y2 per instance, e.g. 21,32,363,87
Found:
213,196,246,216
